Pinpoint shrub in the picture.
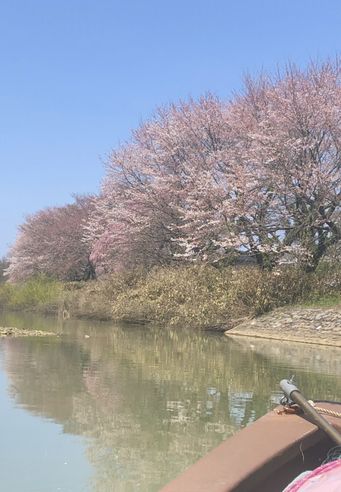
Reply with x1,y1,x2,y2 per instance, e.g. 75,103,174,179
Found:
108,263,340,327
0,262,339,327
0,276,63,313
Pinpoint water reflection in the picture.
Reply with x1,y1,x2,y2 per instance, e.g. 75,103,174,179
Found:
0,311,340,491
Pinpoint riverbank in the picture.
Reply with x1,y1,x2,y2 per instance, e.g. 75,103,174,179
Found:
225,306,341,347
0,264,340,338
52,264,341,329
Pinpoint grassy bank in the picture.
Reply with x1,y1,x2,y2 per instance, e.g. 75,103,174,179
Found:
0,264,340,328
0,276,63,314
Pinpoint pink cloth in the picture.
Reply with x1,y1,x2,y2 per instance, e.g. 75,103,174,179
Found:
284,460,341,491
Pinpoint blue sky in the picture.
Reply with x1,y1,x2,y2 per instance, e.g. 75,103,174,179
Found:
1,0,340,257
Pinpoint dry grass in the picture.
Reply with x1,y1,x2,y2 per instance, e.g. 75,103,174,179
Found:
1,263,340,328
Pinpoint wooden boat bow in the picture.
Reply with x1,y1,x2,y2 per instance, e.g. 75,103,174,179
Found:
160,401,341,492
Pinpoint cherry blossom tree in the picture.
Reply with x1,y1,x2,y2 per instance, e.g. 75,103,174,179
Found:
227,61,341,269
165,61,341,270
86,95,231,273
7,196,96,282
88,61,341,272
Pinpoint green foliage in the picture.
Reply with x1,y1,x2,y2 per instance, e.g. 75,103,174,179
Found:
299,295,341,308
0,276,63,313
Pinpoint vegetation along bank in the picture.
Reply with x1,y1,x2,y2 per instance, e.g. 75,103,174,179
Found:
0,264,340,344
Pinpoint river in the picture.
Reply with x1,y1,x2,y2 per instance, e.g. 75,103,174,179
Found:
0,310,340,491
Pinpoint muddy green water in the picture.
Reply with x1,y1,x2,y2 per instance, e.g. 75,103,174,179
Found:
0,311,340,491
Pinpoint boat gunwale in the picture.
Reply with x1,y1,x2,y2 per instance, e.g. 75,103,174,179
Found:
160,401,341,492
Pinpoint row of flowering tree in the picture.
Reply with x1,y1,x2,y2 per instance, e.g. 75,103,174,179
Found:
7,60,341,281
87,61,341,274
6,196,95,281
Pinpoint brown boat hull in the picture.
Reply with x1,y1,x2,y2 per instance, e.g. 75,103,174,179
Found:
160,401,341,492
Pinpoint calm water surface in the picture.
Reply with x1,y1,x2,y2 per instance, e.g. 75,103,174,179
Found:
0,310,340,491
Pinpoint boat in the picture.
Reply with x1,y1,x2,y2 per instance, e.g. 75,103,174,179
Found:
160,380,341,492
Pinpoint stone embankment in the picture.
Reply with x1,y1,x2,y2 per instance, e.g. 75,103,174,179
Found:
225,307,341,347
0,327,56,337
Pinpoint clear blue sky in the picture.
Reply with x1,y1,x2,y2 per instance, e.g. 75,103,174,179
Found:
1,0,340,257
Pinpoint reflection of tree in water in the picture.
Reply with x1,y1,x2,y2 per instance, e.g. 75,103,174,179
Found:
2,319,341,491
3,337,88,424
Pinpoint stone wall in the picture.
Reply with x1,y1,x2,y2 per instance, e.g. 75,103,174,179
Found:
225,307,341,347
